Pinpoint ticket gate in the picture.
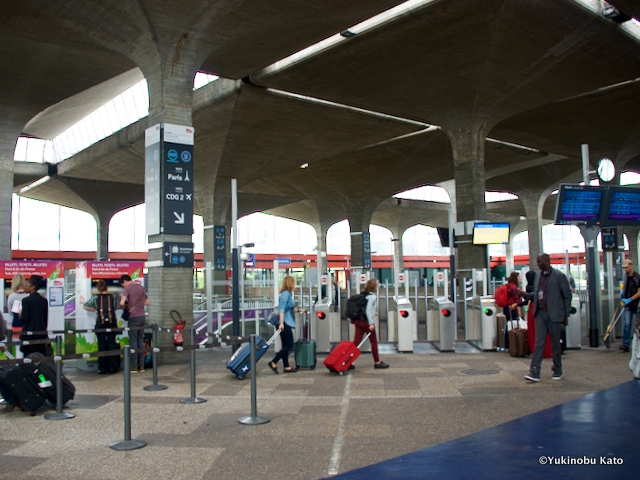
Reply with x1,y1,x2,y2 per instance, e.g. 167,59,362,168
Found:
566,297,581,349
427,302,440,342
467,296,497,351
394,296,415,352
314,301,332,353
433,297,455,352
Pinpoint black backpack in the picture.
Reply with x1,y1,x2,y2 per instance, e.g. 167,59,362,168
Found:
346,292,368,321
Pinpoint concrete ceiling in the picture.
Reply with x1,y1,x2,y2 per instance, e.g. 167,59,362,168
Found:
7,0,640,240
1,0,405,135
253,0,640,131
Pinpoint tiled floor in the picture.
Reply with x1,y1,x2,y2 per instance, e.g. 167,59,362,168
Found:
0,342,635,479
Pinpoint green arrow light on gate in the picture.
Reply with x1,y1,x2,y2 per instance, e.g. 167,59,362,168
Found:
484,308,493,316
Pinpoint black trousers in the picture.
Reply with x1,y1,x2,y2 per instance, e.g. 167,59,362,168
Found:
96,330,119,372
272,323,294,368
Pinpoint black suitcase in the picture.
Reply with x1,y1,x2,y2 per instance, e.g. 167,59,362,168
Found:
20,353,75,405
0,366,47,415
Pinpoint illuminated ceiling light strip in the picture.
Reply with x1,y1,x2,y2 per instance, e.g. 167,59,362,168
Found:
486,137,541,153
19,175,51,194
267,88,431,128
254,0,436,80
348,0,437,35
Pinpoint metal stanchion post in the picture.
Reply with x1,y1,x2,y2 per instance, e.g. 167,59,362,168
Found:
239,334,270,425
44,335,75,421
109,347,146,450
180,327,206,404
144,324,167,391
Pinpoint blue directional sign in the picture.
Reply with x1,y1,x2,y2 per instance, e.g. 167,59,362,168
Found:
276,257,291,265
162,124,194,235
163,242,194,268
214,226,226,271
362,233,371,269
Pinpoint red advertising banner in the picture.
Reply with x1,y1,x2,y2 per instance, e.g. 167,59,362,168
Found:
83,261,145,281
0,260,64,280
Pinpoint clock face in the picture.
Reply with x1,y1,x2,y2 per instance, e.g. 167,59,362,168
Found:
597,158,615,182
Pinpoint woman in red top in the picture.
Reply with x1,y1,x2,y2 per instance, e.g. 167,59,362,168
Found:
503,272,525,350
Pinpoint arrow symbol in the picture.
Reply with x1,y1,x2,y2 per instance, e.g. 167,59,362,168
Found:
174,212,185,224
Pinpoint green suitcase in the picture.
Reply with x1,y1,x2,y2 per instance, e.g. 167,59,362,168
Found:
295,339,317,370
295,312,316,369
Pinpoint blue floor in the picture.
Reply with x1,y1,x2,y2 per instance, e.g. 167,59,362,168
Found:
334,380,640,479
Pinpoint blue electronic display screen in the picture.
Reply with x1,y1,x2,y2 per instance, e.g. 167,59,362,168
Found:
554,185,603,225
601,186,640,226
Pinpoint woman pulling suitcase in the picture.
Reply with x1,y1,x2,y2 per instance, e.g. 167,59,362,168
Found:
268,276,306,374
352,279,389,370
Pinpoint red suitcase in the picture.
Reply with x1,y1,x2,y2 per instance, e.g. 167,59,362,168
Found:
323,333,370,374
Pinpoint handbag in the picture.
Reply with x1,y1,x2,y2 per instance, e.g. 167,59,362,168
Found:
268,310,280,326
121,294,144,321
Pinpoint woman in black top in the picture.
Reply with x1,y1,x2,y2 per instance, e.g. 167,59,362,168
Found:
20,275,49,356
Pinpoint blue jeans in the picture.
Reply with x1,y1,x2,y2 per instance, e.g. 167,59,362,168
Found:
623,309,635,348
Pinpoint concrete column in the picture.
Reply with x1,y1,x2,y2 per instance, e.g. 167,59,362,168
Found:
95,213,110,260
624,227,640,267
505,236,515,274
0,129,19,260
520,191,546,271
315,226,328,276
390,228,405,282
345,204,375,270
445,126,488,271
144,73,196,346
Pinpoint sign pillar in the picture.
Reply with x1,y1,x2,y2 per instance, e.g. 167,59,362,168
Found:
145,123,195,345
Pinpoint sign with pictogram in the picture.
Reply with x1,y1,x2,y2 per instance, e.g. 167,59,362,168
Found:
214,226,226,271
162,123,194,235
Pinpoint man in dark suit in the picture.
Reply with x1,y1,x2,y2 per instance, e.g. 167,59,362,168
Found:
525,253,572,382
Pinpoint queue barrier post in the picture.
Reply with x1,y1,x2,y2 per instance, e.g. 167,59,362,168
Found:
238,334,270,425
109,347,146,451
143,324,167,392
44,335,75,421
180,327,206,404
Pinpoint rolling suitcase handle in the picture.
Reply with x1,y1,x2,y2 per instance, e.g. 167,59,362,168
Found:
266,329,281,346
357,332,371,349
300,310,312,343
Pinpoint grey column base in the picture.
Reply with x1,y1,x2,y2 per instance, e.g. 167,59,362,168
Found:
238,415,270,425
109,439,147,451
44,412,75,421
180,397,207,404
143,384,168,391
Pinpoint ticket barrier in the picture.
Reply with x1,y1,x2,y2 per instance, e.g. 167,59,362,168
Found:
467,296,497,351
427,299,440,342
394,296,415,353
433,297,455,352
314,301,332,353
566,297,581,349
